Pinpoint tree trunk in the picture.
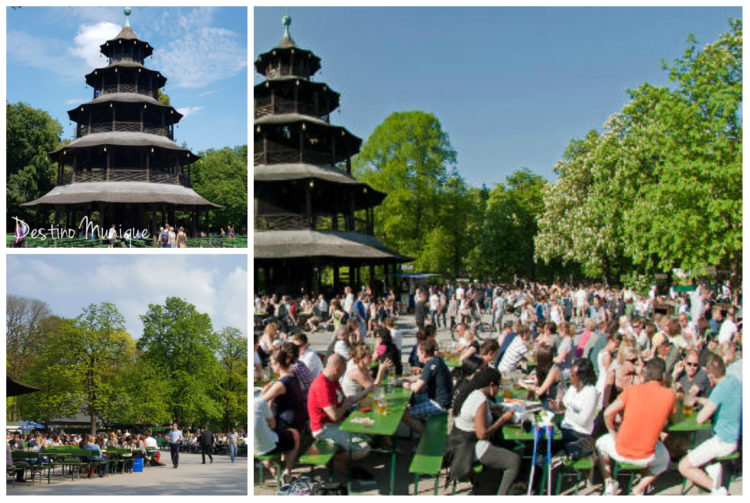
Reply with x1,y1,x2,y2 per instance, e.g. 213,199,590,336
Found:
90,409,97,436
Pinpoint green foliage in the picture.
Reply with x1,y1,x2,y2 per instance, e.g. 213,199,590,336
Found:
137,297,221,426
6,102,62,227
157,89,171,106
191,145,248,232
536,19,742,285
472,169,548,281
215,327,248,432
354,111,457,270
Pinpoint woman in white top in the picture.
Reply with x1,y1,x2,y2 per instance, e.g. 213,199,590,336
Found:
448,366,520,495
556,358,599,452
341,344,392,398
595,332,622,408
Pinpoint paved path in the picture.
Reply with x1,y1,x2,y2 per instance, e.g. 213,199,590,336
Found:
8,451,247,495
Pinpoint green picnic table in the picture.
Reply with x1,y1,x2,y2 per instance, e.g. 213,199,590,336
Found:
340,386,412,494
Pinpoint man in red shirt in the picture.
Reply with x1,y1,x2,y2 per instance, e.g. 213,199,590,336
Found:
307,353,370,472
595,357,675,495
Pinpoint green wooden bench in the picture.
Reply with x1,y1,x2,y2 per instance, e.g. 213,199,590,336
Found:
298,440,339,481
451,463,484,494
409,413,448,495
254,452,282,486
554,457,594,495
611,461,644,494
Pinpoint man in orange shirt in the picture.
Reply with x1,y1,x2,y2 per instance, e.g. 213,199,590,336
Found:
595,358,675,495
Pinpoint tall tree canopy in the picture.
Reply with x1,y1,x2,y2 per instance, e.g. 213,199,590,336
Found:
354,111,457,270
6,103,62,227
536,19,741,287
191,145,248,233
137,297,221,426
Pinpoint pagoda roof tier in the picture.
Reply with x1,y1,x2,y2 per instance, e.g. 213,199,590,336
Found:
68,93,182,123
255,79,340,117
255,45,322,79
85,61,167,89
21,181,220,208
255,113,362,151
255,229,410,262
100,26,153,60
255,162,374,187
49,132,198,160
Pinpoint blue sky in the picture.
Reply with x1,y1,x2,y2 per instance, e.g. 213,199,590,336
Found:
255,6,741,187
6,255,248,339
7,6,247,153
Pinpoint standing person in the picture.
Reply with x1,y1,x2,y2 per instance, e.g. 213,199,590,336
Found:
227,427,239,463
168,225,176,248
167,422,184,469
159,225,170,248
176,226,188,248
414,290,427,330
199,426,214,464
107,224,117,248
353,292,368,340
14,219,27,247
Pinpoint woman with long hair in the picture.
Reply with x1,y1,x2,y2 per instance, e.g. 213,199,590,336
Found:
447,366,521,494
341,344,392,398
522,343,564,410
375,327,402,375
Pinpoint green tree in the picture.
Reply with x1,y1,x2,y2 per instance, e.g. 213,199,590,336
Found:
191,145,248,233
6,103,63,228
137,297,221,426
106,358,171,428
214,327,248,432
623,20,742,284
49,303,134,434
477,169,548,281
354,111,457,268
157,89,170,106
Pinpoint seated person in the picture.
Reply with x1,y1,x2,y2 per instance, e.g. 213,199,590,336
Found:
556,358,599,456
409,325,436,371
83,434,110,477
497,324,534,373
255,393,299,484
446,366,520,494
457,326,480,363
401,339,453,435
678,354,741,495
375,327,402,375
671,349,712,398
342,344,392,398
307,354,371,474
520,343,563,410
595,358,675,495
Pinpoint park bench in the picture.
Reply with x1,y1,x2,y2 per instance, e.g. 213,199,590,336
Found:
408,413,448,495
554,456,594,495
297,439,339,481
254,452,282,486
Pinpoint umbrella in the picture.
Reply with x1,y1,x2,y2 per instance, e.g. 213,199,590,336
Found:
20,420,46,430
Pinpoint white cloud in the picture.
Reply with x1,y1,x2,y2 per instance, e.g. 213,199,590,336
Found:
176,106,204,118
153,25,246,88
198,89,217,97
65,98,86,105
6,31,81,80
68,21,121,69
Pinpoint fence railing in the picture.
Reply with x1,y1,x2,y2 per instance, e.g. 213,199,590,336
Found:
76,122,172,139
255,214,372,234
254,97,330,122
59,169,190,187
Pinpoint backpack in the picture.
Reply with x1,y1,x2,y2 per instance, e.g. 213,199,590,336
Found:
160,230,169,244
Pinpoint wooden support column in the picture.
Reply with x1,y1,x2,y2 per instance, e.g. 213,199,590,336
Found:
88,109,92,135
369,264,375,293
333,266,340,293
72,153,77,183
305,181,312,227
298,126,304,163
116,69,120,92
112,106,116,132
349,191,356,231
57,160,63,185
150,206,157,237
191,207,197,237
105,149,111,180
293,81,299,114
146,150,150,181
140,108,144,132
263,134,268,164
205,209,210,235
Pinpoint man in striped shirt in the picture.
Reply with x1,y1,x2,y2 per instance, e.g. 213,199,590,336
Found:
498,324,534,374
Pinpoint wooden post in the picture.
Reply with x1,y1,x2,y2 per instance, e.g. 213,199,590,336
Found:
191,207,197,237
72,153,77,183
57,160,63,185
88,109,92,135
305,181,312,227
140,108,144,132
146,150,150,181
333,266,340,294
112,106,116,132
106,149,111,180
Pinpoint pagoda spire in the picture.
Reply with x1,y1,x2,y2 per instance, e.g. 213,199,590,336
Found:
124,7,131,27
279,13,297,48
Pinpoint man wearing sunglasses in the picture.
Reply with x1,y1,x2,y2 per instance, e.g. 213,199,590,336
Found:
671,350,712,399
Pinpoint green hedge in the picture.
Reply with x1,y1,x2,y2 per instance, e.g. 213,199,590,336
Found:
7,235,248,248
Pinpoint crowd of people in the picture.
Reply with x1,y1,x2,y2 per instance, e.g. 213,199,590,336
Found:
254,279,741,495
7,426,247,482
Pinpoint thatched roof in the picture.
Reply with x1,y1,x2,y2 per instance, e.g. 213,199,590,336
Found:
67,93,181,122
21,181,220,208
49,132,195,156
100,26,153,58
85,62,167,87
255,229,410,262
254,162,369,186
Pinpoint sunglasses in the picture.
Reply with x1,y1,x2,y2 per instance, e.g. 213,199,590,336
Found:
686,362,699,367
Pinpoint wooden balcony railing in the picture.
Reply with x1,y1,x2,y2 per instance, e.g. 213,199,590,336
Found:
59,169,190,187
254,97,330,122
255,213,372,234
254,149,337,166
96,85,156,99
76,122,173,140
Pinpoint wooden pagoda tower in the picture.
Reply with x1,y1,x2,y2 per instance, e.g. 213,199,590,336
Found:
22,8,219,236
254,15,408,295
